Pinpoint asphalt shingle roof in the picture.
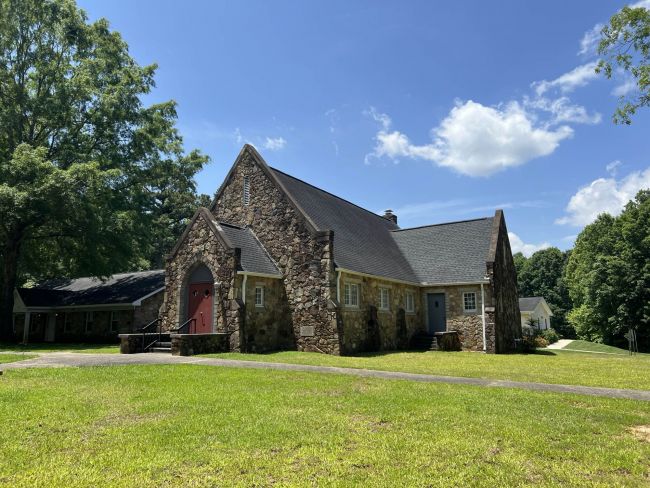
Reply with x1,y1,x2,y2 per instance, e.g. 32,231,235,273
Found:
217,223,281,276
271,168,420,282
391,218,494,284
272,167,494,284
18,270,165,308
519,297,544,312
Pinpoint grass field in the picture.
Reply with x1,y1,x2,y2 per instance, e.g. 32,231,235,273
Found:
0,343,119,354
562,339,640,355
201,350,650,390
0,364,648,487
0,354,35,364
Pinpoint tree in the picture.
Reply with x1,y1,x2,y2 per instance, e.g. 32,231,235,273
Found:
516,248,574,338
0,0,208,339
565,192,650,350
597,3,650,124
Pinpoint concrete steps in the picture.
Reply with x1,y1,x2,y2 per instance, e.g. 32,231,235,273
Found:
411,333,439,351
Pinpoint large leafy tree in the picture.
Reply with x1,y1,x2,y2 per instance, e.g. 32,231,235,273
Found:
515,248,574,338
0,0,208,339
597,3,650,124
565,192,650,349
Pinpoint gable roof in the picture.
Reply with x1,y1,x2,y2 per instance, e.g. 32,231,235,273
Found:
519,297,552,314
18,270,165,308
271,168,420,283
217,223,281,276
391,218,494,284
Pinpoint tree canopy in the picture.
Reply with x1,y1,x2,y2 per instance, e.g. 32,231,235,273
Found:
565,191,650,350
597,4,650,124
0,0,208,338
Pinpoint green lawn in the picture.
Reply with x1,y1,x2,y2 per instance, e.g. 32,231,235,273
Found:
0,342,119,354
562,339,640,355
201,350,650,390
0,353,35,364
0,365,648,487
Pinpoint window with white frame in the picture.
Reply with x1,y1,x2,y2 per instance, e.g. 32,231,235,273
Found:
85,311,94,333
343,283,359,307
405,292,415,313
254,286,264,307
379,287,390,311
243,176,251,206
463,292,477,313
110,311,119,332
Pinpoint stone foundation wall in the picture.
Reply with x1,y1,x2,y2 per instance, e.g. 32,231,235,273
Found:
338,272,422,354
212,148,340,354
171,333,230,356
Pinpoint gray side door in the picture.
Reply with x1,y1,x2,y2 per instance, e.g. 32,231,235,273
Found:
427,293,446,333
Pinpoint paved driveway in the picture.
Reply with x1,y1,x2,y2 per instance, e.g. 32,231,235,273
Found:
2,352,650,402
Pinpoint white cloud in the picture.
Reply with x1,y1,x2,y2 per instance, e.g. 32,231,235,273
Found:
364,106,392,131
262,136,287,151
632,0,650,9
508,232,551,257
556,167,650,226
366,101,573,176
606,160,622,176
532,62,599,96
525,96,601,125
612,76,636,97
578,23,603,56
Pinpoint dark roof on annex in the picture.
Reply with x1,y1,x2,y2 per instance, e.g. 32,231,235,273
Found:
271,167,496,285
17,270,165,308
519,297,544,312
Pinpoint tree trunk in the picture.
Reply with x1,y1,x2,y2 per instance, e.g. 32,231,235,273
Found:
0,237,22,341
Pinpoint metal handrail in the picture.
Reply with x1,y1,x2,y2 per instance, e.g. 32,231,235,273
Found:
138,318,161,353
170,317,196,335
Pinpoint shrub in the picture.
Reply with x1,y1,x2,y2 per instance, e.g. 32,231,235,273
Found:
541,329,559,344
534,336,549,348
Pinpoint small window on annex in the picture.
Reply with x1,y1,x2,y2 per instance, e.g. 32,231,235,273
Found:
463,292,477,313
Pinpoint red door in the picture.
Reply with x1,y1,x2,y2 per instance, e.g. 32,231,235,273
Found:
188,283,214,333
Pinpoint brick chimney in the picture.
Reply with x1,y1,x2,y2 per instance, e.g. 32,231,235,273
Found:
383,209,397,224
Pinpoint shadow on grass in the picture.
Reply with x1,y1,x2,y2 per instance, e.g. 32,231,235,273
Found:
0,342,118,352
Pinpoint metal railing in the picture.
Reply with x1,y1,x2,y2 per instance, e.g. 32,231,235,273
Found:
170,317,196,335
137,318,161,353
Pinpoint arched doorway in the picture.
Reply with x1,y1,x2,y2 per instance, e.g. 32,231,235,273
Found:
185,263,214,333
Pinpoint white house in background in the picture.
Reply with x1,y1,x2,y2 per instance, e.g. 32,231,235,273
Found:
519,297,553,330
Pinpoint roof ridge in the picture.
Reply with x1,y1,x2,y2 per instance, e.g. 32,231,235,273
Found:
391,217,491,232
217,221,244,230
270,166,398,227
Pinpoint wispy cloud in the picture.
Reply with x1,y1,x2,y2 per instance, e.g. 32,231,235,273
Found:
532,62,599,97
578,23,603,56
262,136,287,151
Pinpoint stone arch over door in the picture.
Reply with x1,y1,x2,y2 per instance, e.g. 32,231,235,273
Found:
178,258,219,332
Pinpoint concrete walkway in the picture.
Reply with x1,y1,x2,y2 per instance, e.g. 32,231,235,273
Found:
2,352,650,402
546,339,573,350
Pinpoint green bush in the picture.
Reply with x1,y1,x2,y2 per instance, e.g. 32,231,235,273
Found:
541,329,559,344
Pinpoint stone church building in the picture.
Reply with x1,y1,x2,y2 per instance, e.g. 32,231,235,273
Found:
160,144,521,355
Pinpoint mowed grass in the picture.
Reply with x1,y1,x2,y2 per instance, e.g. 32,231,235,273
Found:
0,365,649,487
202,350,650,390
0,342,119,354
0,354,35,364
563,339,641,355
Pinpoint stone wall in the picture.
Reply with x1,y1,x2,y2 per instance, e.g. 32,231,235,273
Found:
133,291,164,328
486,210,522,353
159,212,241,340
211,148,340,354
421,285,491,351
338,272,423,354
170,333,230,356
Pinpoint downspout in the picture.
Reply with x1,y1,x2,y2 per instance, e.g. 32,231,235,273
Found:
241,274,248,305
481,283,487,352
336,269,341,303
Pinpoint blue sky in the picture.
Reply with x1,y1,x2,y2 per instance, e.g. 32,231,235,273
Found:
78,0,650,256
